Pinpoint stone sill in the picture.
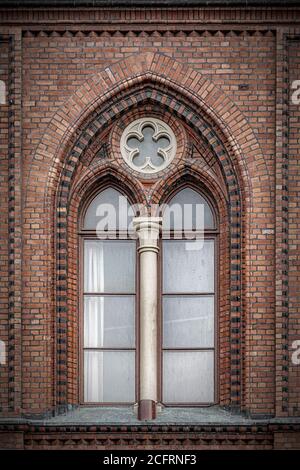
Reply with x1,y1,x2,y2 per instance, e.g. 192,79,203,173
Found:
1,406,300,427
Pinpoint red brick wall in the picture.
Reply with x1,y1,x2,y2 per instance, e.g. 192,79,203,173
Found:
20,32,276,198
274,432,300,450
0,6,299,422
20,27,275,417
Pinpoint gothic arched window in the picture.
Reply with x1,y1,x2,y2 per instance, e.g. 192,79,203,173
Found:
161,187,217,404
82,187,137,403
80,183,218,413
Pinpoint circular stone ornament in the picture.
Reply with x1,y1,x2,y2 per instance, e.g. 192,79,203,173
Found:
120,117,177,175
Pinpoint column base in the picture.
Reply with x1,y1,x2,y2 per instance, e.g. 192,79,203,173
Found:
138,400,156,420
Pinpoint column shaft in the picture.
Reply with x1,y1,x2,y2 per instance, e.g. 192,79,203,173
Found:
133,217,161,420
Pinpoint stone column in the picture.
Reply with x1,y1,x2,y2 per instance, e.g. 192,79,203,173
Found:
133,217,161,420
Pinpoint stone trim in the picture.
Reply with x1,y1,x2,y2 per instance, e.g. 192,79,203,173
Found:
113,110,185,179
120,117,176,175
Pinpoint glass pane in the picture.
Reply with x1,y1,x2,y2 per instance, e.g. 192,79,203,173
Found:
163,240,214,293
84,350,135,403
162,188,214,231
84,296,135,348
128,126,166,168
163,296,214,348
84,240,135,293
163,351,214,403
84,187,134,230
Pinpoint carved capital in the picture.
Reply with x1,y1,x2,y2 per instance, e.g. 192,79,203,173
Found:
133,217,161,254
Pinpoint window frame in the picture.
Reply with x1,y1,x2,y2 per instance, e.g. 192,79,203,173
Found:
78,184,139,406
78,182,219,407
158,183,219,407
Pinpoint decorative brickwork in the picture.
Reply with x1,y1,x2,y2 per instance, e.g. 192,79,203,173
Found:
7,31,22,415
0,34,9,414
1,421,300,450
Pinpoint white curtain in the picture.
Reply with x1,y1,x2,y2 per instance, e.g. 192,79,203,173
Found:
84,241,104,293
84,351,104,403
84,241,104,401
84,350,135,403
84,297,105,349
83,240,136,403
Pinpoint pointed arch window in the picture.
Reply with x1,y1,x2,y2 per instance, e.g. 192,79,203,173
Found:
161,187,217,404
80,184,218,411
81,187,137,404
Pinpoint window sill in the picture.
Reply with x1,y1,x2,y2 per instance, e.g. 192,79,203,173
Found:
38,405,251,425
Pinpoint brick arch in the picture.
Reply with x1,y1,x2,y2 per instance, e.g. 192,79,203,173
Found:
54,88,243,412
26,52,269,212
69,162,149,211
150,162,228,210
52,67,247,412
23,53,271,414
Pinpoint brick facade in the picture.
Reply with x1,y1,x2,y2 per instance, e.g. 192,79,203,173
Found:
0,2,300,449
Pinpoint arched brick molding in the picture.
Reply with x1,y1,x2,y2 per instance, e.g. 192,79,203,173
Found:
23,53,274,416
26,52,270,205
54,88,243,413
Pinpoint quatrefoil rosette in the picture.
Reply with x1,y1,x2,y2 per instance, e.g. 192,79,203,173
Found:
120,118,177,174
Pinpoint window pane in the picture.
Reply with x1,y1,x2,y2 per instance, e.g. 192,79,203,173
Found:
84,187,134,230
84,240,135,293
84,296,135,348
84,351,135,403
163,296,214,348
128,126,166,168
163,240,214,293
163,351,214,403
162,188,214,231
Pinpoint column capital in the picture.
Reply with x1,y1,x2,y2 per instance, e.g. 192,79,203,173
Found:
133,216,162,232
133,217,162,254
